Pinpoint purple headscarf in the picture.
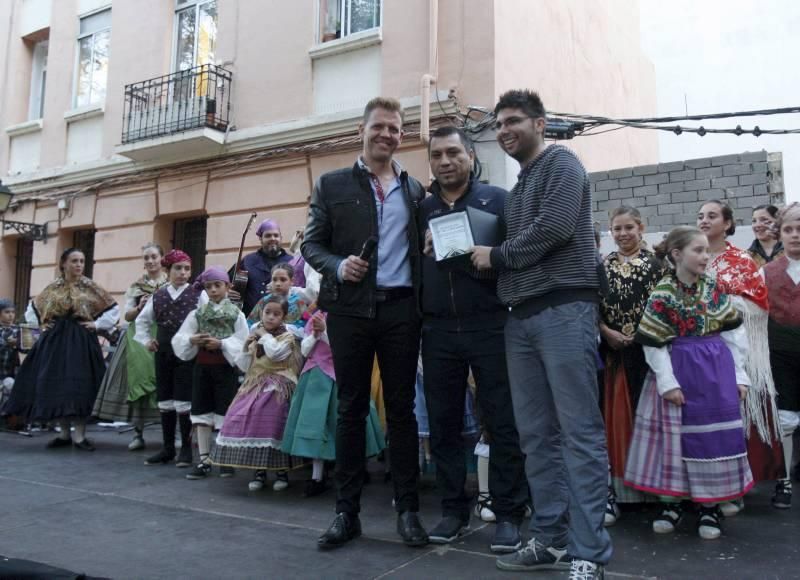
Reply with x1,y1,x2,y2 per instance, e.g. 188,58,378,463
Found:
193,266,230,289
255,219,280,238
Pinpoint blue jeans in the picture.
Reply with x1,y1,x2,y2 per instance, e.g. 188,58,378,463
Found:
505,301,612,565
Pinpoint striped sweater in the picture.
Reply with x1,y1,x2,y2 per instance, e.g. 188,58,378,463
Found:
490,145,599,310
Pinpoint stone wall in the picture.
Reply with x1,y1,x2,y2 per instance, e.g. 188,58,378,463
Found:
589,151,785,231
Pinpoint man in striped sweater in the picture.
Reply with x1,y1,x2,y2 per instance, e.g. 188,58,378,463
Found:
472,90,611,580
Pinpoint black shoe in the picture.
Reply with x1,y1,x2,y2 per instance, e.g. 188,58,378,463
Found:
176,445,193,468
46,436,72,449
144,448,176,465
317,513,362,549
772,480,792,509
397,511,429,547
490,521,522,553
72,438,95,452
303,478,330,497
428,516,470,544
496,537,570,572
186,462,212,480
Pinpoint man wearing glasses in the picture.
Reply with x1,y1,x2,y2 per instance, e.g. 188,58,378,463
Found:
472,90,611,580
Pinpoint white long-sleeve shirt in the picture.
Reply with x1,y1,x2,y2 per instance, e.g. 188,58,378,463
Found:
171,303,249,366
134,284,208,346
644,324,751,396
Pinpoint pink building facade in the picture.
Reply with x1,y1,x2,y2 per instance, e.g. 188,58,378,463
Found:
0,0,658,308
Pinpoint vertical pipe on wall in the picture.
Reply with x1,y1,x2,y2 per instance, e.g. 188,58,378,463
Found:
420,0,438,143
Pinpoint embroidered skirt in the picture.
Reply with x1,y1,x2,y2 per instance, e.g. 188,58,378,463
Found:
281,367,385,461
210,374,303,471
624,335,754,503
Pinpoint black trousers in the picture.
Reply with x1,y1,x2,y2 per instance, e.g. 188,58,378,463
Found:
327,296,421,515
422,324,528,522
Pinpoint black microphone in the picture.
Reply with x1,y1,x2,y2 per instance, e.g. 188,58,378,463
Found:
359,236,378,261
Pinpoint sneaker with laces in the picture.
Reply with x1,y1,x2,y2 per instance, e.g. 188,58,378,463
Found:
697,505,723,540
604,487,620,527
652,504,683,534
569,559,604,580
273,471,289,491
772,480,792,509
186,461,212,480
495,537,569,571
248,470,267,491
719,498,744,517
474,492,496,523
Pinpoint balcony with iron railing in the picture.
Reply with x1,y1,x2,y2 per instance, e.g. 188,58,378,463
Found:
116,64,232,162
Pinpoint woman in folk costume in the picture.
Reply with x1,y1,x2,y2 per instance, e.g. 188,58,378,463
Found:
93,243,167,450
134,249,207,468
748,204,784,268
4,248,119,451
172,266,249,479
698,199,785,513
598,207,665,525
624,226,753,540
762,203,800,509
211,295,304,492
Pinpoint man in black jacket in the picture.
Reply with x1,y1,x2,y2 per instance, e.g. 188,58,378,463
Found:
420,127,527,553
302,97,428,550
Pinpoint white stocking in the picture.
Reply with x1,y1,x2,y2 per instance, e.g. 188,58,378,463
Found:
196,424,212,461
477,455,490,495
312,459,324,481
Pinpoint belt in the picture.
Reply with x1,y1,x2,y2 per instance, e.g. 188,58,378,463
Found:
374,287,414,302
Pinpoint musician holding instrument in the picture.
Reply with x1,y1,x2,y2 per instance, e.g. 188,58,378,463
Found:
228,218,293,315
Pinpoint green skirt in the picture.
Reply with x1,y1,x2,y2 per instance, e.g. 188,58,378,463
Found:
281,367,385,461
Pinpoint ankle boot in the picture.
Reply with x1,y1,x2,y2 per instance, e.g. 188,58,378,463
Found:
144,410,177,465
176,413,193,467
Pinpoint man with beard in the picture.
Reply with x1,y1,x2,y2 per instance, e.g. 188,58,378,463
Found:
303,96,428,550
229,219,293,315
471,90,611,580
419,126,527,553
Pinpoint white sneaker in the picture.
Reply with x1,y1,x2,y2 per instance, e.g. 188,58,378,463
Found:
719,499,743,517
569,559,604,580
128,435,145,451
248,470,267,491
697,506,722,540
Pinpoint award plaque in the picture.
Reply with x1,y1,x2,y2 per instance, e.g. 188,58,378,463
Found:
429,211,475,262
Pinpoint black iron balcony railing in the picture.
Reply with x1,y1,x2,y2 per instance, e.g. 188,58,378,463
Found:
121,64,232,144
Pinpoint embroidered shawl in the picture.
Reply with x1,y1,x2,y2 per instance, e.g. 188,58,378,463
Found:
600,249,665,337
195,299,240,339
709,242,769,311
34,276,116,324
635,273,742,348
126,272,168,305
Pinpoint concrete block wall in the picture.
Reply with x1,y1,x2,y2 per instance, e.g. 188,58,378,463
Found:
589,151,785,232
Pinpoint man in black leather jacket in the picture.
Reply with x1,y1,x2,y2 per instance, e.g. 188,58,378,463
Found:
302,97,429,550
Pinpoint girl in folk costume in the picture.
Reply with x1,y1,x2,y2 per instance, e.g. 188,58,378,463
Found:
624,226,753,540
172,267,249,480
0,299,21,410
211,295,304,492
698,200,785,513
281,308,385,496
762,203,800,509
246,263,313,338
93,243,167,450
135,250,207,468
598,207,665,525
748,204,784,267
4,249,119,451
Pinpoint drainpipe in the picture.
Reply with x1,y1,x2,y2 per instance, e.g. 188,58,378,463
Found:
420,0,438,144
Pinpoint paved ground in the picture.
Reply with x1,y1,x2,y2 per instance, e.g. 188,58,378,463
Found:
0,425,798,579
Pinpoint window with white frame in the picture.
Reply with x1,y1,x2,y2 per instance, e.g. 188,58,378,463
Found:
174,0,217,72
28,40,48,120
318,0,381,43
75,9,111,108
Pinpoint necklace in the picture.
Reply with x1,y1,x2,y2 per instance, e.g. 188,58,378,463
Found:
617,247,640,262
